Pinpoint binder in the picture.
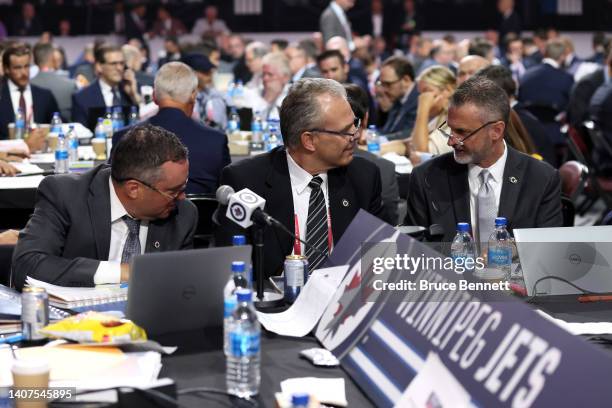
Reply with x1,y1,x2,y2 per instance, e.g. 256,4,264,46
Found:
26,277,128,310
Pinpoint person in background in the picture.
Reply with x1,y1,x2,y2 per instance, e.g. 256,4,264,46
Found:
286,40,321,83
150,6,186,39
158,36,182,68
125,4,148,42
497,0,521,51
326,36,368,92
0,160,19,176
270,39,289,53
587,32,608,65
320,0,355,50
72,43,96,86
249,52,291,121
244,41,268,91
191,5,230,39
122,44,154,90
12,124,198,290
377,56,418,140
317,50,350,84
12,2,42,37
230,35,250,84
456,55,490,86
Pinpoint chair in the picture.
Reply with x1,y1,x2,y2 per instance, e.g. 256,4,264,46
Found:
185,194,218,248
559,161,588,203
561,195,575,227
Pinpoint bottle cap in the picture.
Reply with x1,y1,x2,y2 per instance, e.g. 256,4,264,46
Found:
232,235,246,246
236,289,252,302
291,393,309,405
456,222,470,232
368,125,377,130
232,261,246,273
495,217,507,226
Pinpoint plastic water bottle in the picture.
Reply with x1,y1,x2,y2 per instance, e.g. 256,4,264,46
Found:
111,106,124,131
226,81,236,106
249,111,264,152
226,289,260,399
366,125,381,156
128,106,139,126
14,108,26,139
66,125,78,164
50,112,62,133
232,235,246,246
233,80,245,107
291,393,310,408
487,217,513,280
266,125,282,151
227,107,241,136
224,261,249,355
54,132,69,174
450,222,476,273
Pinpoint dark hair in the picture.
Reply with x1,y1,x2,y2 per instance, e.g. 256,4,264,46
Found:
2,43,30,69
344,84,369,121
316,49,345,66
111,124,188,184
468,38,493,59
94,43,122,64
593,31,607,48
298,39,318,60
474,65,516,98
450,76,510,125
33,42,53,66
381,56,415,82
271,39,289,50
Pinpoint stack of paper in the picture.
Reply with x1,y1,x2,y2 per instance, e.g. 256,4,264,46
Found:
26,277,127,309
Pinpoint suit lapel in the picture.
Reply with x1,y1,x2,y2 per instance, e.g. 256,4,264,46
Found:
145,221,165,253
498,147,526,229
1,81,15,122
87,166,112,260
264,148,294,252
328,166,355,244
447,161,471,224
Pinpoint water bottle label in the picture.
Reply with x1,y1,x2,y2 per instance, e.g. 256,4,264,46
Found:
224,298,236,318
69,139,78,150
55,150,68,160
252,123,262,132
16,119,25,128
229,332,260,357
488,247,511,267
228,120,238,131
367,142,381,153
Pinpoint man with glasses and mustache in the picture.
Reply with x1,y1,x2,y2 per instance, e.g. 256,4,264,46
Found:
216,78,384,278
72,44,140,129
407,76,562,245
12,124,197,290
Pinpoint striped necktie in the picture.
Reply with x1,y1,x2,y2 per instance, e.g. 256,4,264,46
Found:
305,176,329,273
121,215,141,264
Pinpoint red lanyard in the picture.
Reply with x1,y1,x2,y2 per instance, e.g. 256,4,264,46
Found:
293,211,333,255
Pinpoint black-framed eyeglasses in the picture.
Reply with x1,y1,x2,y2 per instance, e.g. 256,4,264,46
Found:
115,177,188,201
307,117,362,140
438,120,501,146
375,78,401,88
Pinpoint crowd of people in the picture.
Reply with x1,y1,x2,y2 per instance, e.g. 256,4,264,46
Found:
0,0,611,283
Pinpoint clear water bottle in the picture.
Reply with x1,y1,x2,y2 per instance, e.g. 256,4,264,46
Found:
232,235,246,246
487,217,513,280
450,222,476,273
226,81,236,106
224,261,249,355
128,106,139,126
51,112,62,133
266,125,281,151
54,132,69,174
103,108,114,138
291,393,310,408
250,111,264,152
66,125,78,164
227,107,241,136
233,80,245,107
111,106,124,131
14,108,26,139
366,125,381,156
226,288,260,399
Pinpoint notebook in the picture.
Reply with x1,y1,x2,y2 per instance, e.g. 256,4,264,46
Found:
26,277,128,309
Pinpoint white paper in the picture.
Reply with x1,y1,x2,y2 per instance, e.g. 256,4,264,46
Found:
280,377,347,407
394,352,471,408
256,265,349,337
0,175,44,189
536,309,612,335
0,139,29,152
30,153,55,164
13,161,45,175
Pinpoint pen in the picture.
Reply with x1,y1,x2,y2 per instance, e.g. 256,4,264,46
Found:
0,334,24,344
578,295,612,303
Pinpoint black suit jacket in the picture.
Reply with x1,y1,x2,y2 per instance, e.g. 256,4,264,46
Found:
11,165,198,290
215,146,384,278
518,63,574,112
407,147,563,242
72,80,133,129
0,81,59,139
381,86,419,140
113,107,231,195
568,68,605,127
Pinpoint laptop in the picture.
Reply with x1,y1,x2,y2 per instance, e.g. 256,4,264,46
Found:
126,246,252,336
514,226,612,296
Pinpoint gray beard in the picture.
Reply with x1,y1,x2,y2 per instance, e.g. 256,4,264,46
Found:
453,149,474,165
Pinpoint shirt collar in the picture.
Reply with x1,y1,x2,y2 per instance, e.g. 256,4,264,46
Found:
286,150,328,195
401,83,415,104
99,79,115,93
542,58,560,69
330,1,346,16
109,177,130,223
7,79,29,93
292,66,306,83
468,141,508,184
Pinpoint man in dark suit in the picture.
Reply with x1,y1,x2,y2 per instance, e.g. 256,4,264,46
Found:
320,0,355,49
497,0,521,53
408,77,562,245
113,61,230,195
72,44,139,129
588,82,612,176
286,41,321,83
12,124,197,290
11,2,42,37
325,36,368,92
378,56,419,140
0,43,58,152
216,78,384,278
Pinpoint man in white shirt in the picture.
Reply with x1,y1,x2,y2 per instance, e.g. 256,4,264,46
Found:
320,0,355,50
408,76,562,245
12,124,198,290
244,52,291,121
191,5,229,38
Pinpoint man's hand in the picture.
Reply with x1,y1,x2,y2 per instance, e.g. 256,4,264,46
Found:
120,263,131,283
0,229,19,245
122,69,142,105
0,149,29,162
0,160,20,176
25,128,47,153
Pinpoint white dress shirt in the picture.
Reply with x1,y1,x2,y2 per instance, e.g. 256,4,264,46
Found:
7,80,33,122
372,13,383,37
467,142,508,239
286,152,330,254
99,79,117,108
93,178,149,284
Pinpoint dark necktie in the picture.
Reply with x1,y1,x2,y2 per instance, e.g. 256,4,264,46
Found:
305,176,329,273
112,87,122,107
18,88,26,119
121,215,141,264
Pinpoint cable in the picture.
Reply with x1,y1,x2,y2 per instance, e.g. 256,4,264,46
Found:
525,275,599,303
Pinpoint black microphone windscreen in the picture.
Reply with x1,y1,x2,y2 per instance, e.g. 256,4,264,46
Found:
216,185,235,205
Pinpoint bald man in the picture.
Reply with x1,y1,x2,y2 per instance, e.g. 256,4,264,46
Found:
457,55,491,85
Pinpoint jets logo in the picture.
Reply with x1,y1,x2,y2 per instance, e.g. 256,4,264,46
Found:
230,203,247,221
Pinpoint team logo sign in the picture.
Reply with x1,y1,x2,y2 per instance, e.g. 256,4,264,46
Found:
230,203,247,221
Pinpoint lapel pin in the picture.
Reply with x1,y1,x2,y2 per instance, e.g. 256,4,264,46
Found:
342,199,349,207
509,176,518,184
154,241,160,249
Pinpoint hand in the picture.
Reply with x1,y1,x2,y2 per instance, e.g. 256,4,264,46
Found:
507,51,521,65
25,128,46,153
417,91,437,112
0,160,20,176
122,69,141,104
0,149,29,162
120,263,131,283
0,229,19,245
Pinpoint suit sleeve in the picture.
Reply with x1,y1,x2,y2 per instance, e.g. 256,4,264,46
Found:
180,200,198,250
378,159,400,225
368,165,385,220
71,93,87,126
535,169,564,228
406,167,429,226
11,177,100,290
213,165,250,247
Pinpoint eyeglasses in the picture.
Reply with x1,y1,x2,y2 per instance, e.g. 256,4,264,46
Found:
437,120,501,146
116,177,188,201
307,117,362,140
375,78,401,88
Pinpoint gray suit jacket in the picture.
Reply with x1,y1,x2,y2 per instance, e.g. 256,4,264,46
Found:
11,165,198,290
31,71,77,122
320,4,349,43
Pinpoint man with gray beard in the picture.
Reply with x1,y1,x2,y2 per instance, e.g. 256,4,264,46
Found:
406,76,562,243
